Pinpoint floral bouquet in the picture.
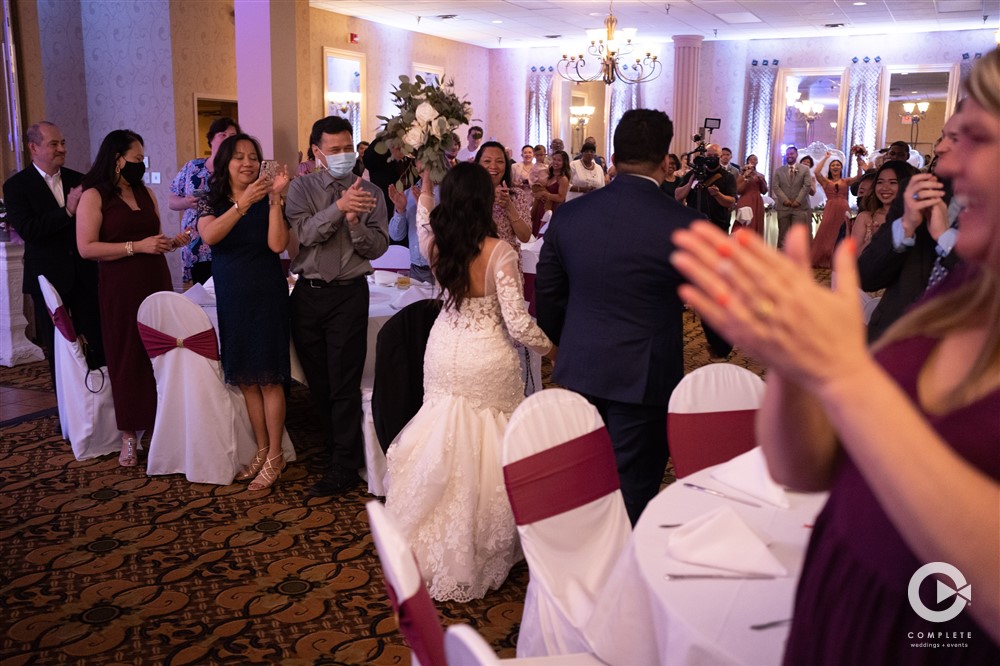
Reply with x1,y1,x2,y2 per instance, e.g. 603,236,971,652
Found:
850,144,869,157
376,75,473,185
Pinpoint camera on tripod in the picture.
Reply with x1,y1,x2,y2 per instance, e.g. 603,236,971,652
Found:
684,118,722,183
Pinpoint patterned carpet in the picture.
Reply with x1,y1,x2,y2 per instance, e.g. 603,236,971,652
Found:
0,308,768,665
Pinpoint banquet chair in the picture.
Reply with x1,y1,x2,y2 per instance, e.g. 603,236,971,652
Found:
366,500,447,666
371,244,411,272
445,624,603,665
667,363,766,479
36,276,120,460
501,389,630,659
136,291,295,485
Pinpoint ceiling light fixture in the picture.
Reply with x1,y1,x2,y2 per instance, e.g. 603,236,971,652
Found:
556,0,661,85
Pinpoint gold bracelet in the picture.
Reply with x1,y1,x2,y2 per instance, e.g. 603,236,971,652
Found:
233,200,244,216
125,240,134,257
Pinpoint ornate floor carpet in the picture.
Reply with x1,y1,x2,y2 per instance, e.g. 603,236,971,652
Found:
1,308,768,665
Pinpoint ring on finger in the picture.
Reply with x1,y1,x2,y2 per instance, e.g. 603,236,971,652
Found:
753,298,775,321
912,192,920,201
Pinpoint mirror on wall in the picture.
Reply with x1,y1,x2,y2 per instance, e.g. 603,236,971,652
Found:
413,62,444,88
323,47,365,146
878,65,958,163
193,95,238,158
773,69,847,175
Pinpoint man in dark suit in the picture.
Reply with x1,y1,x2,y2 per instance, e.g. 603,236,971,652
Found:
536,109,701,524
3,121,103,382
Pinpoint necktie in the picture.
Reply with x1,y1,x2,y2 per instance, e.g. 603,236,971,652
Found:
790,166,796,177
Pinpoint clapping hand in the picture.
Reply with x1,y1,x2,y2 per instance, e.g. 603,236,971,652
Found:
387,183,407,214
269,164,290,196
66,185,83,216
337,178,377,219
136,234,176,255
496,183,513,209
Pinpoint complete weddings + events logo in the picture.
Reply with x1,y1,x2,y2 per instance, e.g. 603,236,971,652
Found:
906,562,973,650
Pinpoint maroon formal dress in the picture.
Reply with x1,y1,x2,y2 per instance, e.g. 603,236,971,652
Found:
736,171,767,236
783,334,1000,664
530,180,562,236
97,186,172,431
810,179,851,268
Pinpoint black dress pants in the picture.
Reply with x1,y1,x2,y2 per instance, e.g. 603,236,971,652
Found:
584,394,670,526
290,279,369,472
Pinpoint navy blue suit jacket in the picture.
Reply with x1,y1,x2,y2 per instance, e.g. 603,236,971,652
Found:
536,173,701,406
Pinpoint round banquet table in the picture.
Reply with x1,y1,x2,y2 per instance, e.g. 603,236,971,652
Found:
585,464,828,665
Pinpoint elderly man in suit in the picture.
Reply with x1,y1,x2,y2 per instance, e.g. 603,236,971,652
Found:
536,109,701,524
771,145,813,247
3,121,102,382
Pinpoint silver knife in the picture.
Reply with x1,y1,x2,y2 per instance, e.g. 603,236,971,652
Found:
682,482,761,508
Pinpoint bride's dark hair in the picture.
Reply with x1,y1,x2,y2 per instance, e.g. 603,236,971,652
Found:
429,162,497,311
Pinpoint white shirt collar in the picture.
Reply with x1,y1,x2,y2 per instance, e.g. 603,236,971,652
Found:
619,172,660,187
33,163,61,181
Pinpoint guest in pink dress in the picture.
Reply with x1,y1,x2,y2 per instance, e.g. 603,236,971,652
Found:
735,154,768,236
810,152,857,268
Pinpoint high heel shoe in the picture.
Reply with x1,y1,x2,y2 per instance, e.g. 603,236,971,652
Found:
248,454,285,491
119,437,137,467
236,449,268,482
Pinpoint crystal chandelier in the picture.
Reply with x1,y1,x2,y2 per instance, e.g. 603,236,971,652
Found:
556,0,661,85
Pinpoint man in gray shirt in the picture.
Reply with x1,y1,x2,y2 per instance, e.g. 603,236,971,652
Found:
285,116,389,497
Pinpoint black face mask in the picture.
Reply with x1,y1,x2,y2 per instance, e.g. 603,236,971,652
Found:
704,155,721,170
120,160,146,186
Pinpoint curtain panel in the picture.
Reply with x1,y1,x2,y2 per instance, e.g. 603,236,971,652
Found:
842,60,882,163
526,67,555,148
742,61,777,169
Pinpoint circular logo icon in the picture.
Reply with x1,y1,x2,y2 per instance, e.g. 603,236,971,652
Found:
908,562,971,623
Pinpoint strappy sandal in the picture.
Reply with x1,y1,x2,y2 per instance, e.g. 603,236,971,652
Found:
119,436,138,467
236,448,268,482
248,454,285,491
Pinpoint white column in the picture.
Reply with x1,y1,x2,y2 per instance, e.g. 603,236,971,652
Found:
672,35,703,154
0,242,45,366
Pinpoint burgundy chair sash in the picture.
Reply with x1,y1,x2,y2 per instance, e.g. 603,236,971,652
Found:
137,322,219,361
504,427,620,525
384,574,447,666
667,409,757,479
47,305,77,342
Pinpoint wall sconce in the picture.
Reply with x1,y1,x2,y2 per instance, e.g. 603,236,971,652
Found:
325,91,362,113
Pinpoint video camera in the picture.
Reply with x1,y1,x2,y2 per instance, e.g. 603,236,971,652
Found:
683,118,722,183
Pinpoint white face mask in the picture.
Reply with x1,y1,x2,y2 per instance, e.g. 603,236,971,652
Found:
319,149,356,177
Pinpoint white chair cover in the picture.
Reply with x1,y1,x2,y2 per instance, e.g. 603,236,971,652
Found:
501,389,631,658
36,276,120,460
371,244,411,271
136,292,295,485
862,295,882,325
361,387,387,496
366,500,447,666
445,624,603,665
668,363,765,413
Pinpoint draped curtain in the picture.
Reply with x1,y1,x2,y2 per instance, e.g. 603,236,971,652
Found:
742,61,777,168
526,67,555,148
607,78,643,153
842,60,882,166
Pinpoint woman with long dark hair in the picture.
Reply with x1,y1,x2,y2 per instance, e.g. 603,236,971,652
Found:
476,140,532,273
77,129,181,466
383,162,555,602
196,134,291,490
530,149,570,235
851,160,915,252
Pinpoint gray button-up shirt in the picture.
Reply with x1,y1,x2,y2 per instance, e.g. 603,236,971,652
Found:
286,170,389,281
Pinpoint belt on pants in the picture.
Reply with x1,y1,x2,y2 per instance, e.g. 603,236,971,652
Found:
299,276,367,288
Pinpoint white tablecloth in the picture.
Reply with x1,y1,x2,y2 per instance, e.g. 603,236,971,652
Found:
586,465,828,666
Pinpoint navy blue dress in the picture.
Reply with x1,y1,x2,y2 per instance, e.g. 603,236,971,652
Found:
202,198,289,386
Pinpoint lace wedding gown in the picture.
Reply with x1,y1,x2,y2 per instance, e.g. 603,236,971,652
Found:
383,202,552,603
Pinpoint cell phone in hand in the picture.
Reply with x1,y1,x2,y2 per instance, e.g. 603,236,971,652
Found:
259,160,278,181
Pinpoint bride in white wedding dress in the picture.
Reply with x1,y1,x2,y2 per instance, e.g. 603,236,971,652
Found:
383,163,555,602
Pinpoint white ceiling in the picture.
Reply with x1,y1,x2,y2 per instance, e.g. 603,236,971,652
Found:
311,0,1000,50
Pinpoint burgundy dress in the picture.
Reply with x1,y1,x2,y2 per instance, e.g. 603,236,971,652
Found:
810,179,851,268
783,335,1000,664
97,187,172,431
530,180,562,236
736,172,767,236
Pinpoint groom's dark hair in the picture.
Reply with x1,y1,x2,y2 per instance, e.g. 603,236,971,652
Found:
613,109,672,169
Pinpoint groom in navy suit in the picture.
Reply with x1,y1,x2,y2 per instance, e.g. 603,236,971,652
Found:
3,121,102,381
536,109,701,524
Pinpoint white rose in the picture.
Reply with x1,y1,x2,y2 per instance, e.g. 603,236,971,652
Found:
415,101,439,125
403,124,427,150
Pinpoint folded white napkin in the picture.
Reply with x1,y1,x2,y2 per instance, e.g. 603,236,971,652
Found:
391,284,437,310
735,206,753,224
667,505,788,576
183,282,214,306
372,270,398,286
203,276,215,296
711,447,790,508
